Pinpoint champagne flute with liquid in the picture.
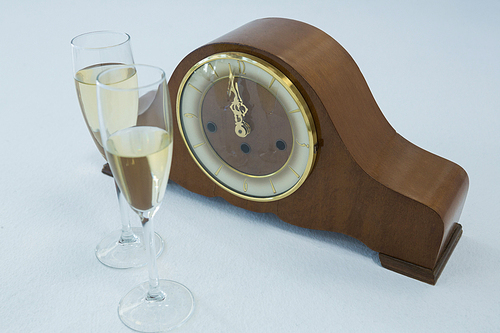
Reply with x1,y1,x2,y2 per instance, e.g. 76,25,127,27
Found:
97,64,194,332
71,31,163,268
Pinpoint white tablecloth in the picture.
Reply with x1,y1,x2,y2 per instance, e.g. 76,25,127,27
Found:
1,1,499,332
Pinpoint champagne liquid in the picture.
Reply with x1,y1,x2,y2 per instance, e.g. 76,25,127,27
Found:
74,63,136,156
105,126,172,212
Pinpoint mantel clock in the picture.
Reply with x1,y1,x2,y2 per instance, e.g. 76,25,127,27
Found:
166,18,469,284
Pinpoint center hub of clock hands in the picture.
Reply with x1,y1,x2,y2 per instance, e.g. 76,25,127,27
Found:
227,64,251,138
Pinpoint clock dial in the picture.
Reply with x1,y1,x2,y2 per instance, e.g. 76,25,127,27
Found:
177,53,316,201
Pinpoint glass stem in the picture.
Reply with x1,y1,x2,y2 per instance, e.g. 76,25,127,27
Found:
141,214,166,301
115,182,138,244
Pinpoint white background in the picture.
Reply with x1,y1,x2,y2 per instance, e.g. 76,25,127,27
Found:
1,1,499,332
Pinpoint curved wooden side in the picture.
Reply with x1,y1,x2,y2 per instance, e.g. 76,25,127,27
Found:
168,18,469,283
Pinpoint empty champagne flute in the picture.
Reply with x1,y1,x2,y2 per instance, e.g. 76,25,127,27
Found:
71,31,163,268
96,64,194,332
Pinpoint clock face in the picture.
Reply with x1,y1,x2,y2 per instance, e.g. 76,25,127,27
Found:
177,52,316,201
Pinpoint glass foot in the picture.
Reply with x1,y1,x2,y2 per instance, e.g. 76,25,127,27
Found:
118,279,194,332
95,227,164,269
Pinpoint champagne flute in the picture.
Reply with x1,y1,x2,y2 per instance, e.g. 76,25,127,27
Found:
71,31,163,268
97,64,194,332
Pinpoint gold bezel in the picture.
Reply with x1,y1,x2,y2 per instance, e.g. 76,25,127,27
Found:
176,52,317,202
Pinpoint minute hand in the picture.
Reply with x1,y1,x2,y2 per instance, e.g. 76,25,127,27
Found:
228,65,250,138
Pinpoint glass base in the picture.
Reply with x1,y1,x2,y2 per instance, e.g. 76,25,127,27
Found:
118,280,194,332
95,227,164,269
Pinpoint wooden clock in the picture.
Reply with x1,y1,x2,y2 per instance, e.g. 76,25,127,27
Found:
166,18,469,284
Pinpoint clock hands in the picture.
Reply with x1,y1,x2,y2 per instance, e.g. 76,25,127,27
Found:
228,64,251,138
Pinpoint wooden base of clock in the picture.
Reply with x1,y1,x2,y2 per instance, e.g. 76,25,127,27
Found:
102,163,112,177
167,18,469,284
379,223,463,285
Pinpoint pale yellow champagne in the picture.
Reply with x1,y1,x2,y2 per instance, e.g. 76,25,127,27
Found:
105,126,172,212
74,63,136,156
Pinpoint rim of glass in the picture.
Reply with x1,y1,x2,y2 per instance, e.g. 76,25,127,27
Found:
71,30,130,50
96,64,166,92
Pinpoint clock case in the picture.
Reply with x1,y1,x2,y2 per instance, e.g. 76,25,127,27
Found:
167,18,469,285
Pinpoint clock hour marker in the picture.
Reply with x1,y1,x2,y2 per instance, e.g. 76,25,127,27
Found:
296,140,310,148
269,179,276,194
243,178,248,192
193,142,205,149
289,109,300,114
188,83,202,94
208,63,219,77
215,165,223,176
184,113,198,119
269,77,276,89
237,60,246,75
289,166,300,178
